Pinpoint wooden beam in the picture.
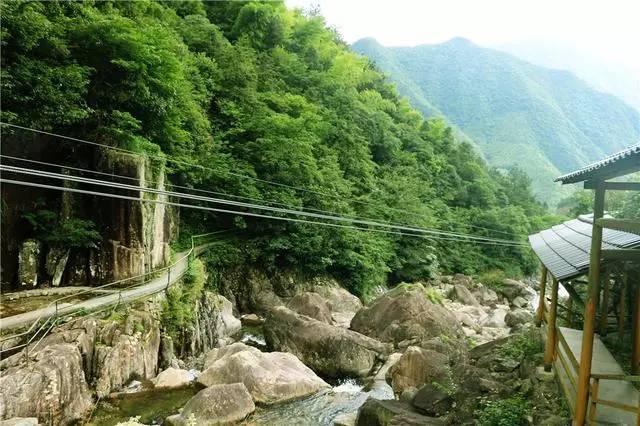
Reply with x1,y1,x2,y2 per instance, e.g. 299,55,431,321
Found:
574,180,606,426
567,296,574,327
544,277,560,371
599,268,610,336
601,249,640,262
584,181,640,191
536,265,548,327
596,218,640,234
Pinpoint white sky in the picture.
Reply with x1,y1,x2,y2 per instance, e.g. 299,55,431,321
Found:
285,0,640,70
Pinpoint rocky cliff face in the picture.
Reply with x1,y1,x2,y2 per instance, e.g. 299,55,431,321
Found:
1,143,177,290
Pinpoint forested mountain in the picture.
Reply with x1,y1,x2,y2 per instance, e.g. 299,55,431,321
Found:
352,37,640,205
497,40,640,113
1,1,554,296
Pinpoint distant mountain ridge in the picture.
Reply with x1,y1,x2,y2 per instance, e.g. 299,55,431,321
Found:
352,37,640,205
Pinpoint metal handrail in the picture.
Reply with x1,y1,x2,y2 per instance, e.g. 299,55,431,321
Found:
0,230,227,357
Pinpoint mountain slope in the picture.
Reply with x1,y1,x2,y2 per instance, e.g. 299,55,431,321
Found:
352,37,640,205
497,40,640,113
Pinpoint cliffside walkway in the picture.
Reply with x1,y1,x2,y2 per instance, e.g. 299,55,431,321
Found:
0,232,225,353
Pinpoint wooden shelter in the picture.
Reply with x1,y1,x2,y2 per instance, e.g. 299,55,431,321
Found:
529,143,640,425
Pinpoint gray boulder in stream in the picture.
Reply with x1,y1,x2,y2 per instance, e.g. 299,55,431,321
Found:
350,283,462,347
198,342,329,404
264,306,391,378
287,292,333,324
166,383,255,426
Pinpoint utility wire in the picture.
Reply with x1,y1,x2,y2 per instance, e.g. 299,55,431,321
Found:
0,122,517,237
0,177,527,248
1,164,527,246
1,154,520,241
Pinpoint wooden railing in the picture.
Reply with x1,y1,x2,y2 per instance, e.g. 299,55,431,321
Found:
588,374,640,425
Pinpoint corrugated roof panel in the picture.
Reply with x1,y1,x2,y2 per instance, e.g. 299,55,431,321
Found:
555,143,640,183
529,215,640,281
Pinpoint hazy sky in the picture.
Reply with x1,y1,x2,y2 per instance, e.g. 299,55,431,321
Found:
285,0,640,70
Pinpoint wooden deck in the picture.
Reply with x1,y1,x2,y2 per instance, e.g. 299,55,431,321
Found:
555,327,639,425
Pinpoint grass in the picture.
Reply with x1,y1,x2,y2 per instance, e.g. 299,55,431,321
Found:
499,328,543,362
475,395,531,426
477,269,506,292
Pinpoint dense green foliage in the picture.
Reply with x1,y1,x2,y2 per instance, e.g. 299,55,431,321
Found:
476,395,531,426
2,1,554,296
23,207,101,248
351,37,640,206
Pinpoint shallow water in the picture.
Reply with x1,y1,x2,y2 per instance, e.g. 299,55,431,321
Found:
88,384,201,425
243,379,393,426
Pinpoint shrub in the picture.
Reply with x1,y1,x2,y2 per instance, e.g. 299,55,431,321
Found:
499,329,543,361
476,396,531,426
477,269,506,291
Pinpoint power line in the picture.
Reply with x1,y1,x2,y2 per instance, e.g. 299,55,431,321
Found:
1,164,527,246
1,154,521,241
0,122,518,237
0,177,527,248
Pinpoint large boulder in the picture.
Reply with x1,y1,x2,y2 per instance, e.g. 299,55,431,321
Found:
313,285,363,327
499,279,535,302
412,383,453,416
355,398,444,426
505,309,534,328
189,292,241,353
18,239,40,288
452,285,480,306
166,383,255,426
0,344,92,425
386,346,450,395
152,367,194,389
264,306,391,378
480,307,509,328
93,311,161,398
198,342,329,404
287,292,333,324
350,284,462,347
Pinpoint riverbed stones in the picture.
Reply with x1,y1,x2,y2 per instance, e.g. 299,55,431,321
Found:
287,292,333,324
350,283,461,348
166,383,255,426
386,346,450,395
412,383,453,416
264,306,391,378
152,367,194,389
0,343,92,425
199,342,329,404
18,239,40,287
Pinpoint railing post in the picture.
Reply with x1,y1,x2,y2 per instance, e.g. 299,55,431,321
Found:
588,377,599,423
567,295,574,328
536,265,548,327
619,268,628,345
544,277,560,371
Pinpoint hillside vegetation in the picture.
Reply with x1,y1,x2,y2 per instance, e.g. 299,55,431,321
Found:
352,37,640,205
1,1,556,296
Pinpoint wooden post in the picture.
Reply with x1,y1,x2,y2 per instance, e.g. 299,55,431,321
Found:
574,180,605,426
619,268,628,344
599,268,611,336
544,277,560,371
633,280,640,375
536,265,548,327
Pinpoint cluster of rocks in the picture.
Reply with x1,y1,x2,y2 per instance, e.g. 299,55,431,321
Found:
430,274,537,345
1,273,565,426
